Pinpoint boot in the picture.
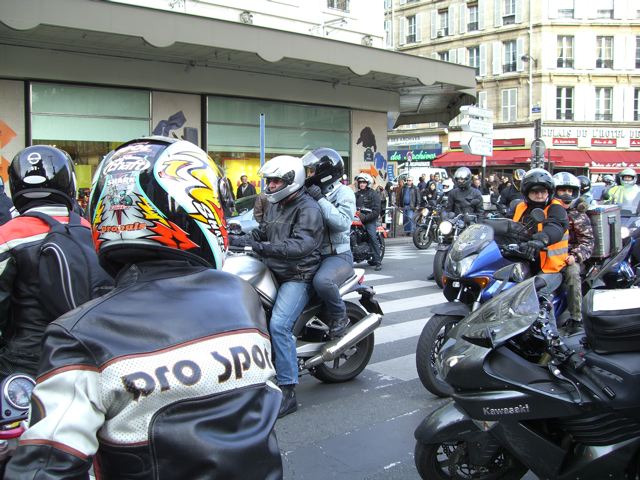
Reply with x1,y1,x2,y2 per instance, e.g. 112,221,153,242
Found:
278,384,298,418
562,318,582,336
329,315,350,338
374,263,382,271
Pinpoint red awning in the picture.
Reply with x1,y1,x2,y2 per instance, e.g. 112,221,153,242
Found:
432,149,532,167
547,150,592,167
587,150,640,173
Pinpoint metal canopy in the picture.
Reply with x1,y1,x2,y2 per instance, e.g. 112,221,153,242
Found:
0,0,476,126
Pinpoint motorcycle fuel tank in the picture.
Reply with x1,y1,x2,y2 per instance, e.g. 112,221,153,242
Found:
222,255,278,305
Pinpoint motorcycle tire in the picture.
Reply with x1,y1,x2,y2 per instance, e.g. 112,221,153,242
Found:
377,233,385,261
433,248,447,289
412,227,432,250
415,314,457,397
310,302,375,383
414,441,527,480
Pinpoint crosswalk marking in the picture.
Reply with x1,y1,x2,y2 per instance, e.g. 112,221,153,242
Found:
360,273,392,282
379,291,445,314
374,318,429,345
344,280,435,300
367,354,418,381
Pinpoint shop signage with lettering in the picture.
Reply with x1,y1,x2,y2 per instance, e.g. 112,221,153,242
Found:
493,138,525,147
387,148,442,162
631,139,640,147
553,137,578,146
542,126,638,140
591,138,617,147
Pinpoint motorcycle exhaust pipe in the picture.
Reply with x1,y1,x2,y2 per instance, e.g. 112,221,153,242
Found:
303,313,382,369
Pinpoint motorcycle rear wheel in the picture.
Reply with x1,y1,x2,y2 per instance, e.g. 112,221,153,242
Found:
433,248,448,289
416,314,457,397
377,234,386,261
413,227,432,250
310,302,375,383
414,441,527,480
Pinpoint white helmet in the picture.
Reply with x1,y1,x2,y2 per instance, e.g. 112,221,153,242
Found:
259,155,305,203
355,173,373,188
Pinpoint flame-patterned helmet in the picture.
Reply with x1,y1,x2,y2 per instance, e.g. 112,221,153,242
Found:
89,137,227,272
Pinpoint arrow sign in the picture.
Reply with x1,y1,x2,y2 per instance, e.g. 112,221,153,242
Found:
460,117,494,135
462,135,493,156
459,106,494,119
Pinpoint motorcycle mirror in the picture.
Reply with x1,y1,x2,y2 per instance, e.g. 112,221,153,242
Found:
461,327,495,349
530,208,546,223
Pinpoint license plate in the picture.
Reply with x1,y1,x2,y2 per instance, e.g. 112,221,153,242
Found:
452,281,460,288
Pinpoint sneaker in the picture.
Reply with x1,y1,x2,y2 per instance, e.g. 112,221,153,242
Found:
278,385,298,418
329,315,350,338
374,264,382,271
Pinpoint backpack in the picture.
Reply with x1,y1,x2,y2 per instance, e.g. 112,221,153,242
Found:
23,211,114,318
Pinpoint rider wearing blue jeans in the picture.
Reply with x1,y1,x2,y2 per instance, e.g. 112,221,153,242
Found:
302,148,356,338
235,155,324,418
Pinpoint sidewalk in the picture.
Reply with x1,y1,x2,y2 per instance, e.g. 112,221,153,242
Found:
385,233,414,245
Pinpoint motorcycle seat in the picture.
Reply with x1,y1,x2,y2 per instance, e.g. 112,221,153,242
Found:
584,350,640,404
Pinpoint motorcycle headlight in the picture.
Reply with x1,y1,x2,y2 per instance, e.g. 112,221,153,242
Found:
621,226,630,239
439,220,453,236
445,254,478,278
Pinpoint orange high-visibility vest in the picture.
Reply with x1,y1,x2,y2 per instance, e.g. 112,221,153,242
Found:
512,199,569,273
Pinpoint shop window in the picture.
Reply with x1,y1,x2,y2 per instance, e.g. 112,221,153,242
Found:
31,83,150,190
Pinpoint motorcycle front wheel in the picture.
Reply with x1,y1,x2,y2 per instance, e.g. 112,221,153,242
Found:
415,314,457,397
433,248,448,289
413,227,432,250
310,302,375,383
415,441,527,480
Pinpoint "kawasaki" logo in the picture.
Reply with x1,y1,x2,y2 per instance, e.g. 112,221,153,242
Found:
482,404,530,416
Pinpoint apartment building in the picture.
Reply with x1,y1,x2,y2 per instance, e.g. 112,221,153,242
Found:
386,0,640,176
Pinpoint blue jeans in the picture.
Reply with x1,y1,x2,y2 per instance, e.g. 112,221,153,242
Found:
270,281,311,385
364,221,382,265
313,252,354,320
403,207,415,233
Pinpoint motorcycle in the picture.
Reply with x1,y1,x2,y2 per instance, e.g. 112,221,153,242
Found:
0,374,35,476
412,203,443,250
432,213,477,288
351,208,387,264
414,275,640,479
224,249,383,382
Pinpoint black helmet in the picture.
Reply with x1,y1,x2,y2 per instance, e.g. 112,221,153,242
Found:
454,167,472,189
9,145,76,212
301,148,345,193
521,168,554,208
577,175,591,194
89,137,228,273
513,169,526,191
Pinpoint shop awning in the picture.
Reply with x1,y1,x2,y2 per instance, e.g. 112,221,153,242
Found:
586,151,640,173
432,149,533,167
0,0,476,126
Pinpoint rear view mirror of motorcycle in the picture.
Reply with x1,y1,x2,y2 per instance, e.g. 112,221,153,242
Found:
530,208,545,223
461,327,496,349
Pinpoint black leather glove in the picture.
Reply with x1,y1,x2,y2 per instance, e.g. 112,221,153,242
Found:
228,234,243,247
523,239,546,260
250,239,273,257
307,185,324,201
531,231,550,245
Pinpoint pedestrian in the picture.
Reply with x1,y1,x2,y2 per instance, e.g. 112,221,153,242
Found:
236,173,257,199
5,138,284,480
399,176,420,235
417,175,428,192
355,173,382,270
471,175,482,192
253,189,269,226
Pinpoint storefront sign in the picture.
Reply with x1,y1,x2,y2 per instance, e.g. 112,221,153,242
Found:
388,135,439,146
631,139,640,147
492,138,525,147
450,141,461,149
387,148,442,162
591,138,617,147
542,126,636,141
552,137,578,146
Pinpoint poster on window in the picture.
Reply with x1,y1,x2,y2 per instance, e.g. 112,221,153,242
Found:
151,91,201,147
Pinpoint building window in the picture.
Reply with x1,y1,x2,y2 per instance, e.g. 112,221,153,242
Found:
468,3,479,31
557,36,574,68
468,46,480,75
596,0,613,19
636,36,640,68
327,0,349,12
384,0,391,10
503,40,517,72
503,0,516,24
595,87,612,121
501,88,517,122
439,51,449,62
635,88,640,121
407,15,417,43
438,10,449,36
596,36,613,69
384,20,392,47
556,87,574,120
557,0,574,18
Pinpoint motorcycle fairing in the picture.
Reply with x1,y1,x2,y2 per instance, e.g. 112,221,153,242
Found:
430,300,470,319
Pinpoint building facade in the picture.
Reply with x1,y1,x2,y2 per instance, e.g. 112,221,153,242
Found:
386,0,640,177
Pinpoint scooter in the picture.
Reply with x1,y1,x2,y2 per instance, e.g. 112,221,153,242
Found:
351,208,387,265
224,249,383,382
414,275,640,479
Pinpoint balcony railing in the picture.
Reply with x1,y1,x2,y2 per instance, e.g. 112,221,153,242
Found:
556,111,574,120
596,58,613,68
557,58,574,68
503,62,517,72
467,21,478,31
595,113,613,121
406,34,416,44
503,14,515,25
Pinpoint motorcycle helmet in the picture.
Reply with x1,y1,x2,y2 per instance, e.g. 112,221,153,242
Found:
453,167,472,189
619,167,637,186
577,175,591,194
513,169,526,191
553,172,580,206
521,168,554,208
301,148,345,193
259,155,305,204
89,137,227,273
355,173,373,188
603,174,615,186
9,145,76,212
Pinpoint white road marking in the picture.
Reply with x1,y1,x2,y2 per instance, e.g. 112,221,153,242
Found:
374,318,430,345
367,354,418,381
344,280,435,300
378,292,446,314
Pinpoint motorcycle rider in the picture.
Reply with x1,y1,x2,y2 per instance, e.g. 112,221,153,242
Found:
446,167,483,215
605,167,640,212
232,155,323,418
601,174,616,201
553,172,595,333
512,168,569,273
6,138,283,478
577,175,596,207
355,173,382,271
497,168,525,215
302,148,356,338
0,145,94,379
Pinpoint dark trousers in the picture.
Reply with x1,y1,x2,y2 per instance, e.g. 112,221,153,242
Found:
365,221,382,265
313,251,354,320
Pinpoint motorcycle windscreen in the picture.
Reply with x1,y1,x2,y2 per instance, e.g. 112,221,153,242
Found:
449,224,493,262
450,277,540,349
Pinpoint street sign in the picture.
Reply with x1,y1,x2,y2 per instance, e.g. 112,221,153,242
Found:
460,117,494,136
459,106,494,119
462,135,493,156
531,138,546,157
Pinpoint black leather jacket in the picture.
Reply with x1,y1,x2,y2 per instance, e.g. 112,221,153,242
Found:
446,186,483,215
0,205,88,378
250,190,323,284
6,261,282,480
355,188,381,224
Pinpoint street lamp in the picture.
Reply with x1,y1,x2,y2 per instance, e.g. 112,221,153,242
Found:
521,54,537,122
